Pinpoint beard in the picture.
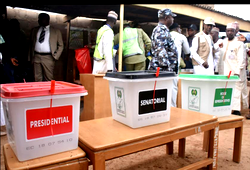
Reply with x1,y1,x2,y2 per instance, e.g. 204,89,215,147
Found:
227,34,234,41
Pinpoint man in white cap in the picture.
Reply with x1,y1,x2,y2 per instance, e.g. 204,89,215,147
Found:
191,17,219,75
92,11,118,74
218,23,247,116
210,27,223,73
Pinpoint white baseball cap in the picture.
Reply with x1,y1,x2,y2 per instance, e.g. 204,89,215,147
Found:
204,17,215,26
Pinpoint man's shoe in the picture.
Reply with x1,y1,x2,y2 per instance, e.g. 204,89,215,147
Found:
245,114,250,119
232,111,241,116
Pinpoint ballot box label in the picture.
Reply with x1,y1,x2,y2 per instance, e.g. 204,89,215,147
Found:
115,87,126,117
188,87,201,111
26,105,73,140
139,89,167,115
213,88,232,107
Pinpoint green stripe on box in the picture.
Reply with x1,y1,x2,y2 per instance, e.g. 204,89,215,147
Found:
179,74,240,80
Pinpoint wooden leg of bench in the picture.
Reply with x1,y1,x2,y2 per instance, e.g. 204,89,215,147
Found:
92,152,105,170
166,141,174,155
203,131,210,152
207,125,219,170
233,125,243,163
178,138,186,158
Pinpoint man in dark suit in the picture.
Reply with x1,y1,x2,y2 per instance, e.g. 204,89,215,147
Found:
30,13,64,81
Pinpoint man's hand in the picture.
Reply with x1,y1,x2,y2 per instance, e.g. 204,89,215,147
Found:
234,74,240,77
237,33,246,42
184,54,190,61
10,58,19,66
219,42,223,48
202,61,209,68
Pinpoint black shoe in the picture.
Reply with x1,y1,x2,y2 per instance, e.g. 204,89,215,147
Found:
245,114,250,119
232,111,241,116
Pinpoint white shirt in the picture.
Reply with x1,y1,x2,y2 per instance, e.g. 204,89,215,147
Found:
170,31,190,67
219,38,245,78
92,25,114,74
35,25,51,53
214,38,223,72
191,31,217,75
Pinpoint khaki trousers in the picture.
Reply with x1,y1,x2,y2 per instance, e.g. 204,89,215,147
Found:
33,54,55,81
125,61,146,71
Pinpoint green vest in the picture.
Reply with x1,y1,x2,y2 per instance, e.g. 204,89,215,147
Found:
93,25,114,60
122,27,143,58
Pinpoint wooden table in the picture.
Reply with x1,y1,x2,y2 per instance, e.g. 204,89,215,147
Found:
203,115,244,163
3,144,89,170
78,107,219,170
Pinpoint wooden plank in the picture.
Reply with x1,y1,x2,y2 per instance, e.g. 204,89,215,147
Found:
3,144,86,170
219,121,243,131
218,115,244,124
177,158,213,170
35,158,89,170
94,76,112,119
80,74,112,121
80,74,95,121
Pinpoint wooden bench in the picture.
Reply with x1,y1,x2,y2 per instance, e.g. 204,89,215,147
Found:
78,107,219,170
203,115,244,163
168,115,244,164
3,144,89,170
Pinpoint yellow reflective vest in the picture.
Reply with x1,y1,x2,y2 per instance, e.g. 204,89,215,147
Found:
93,25,114,60
123,27,143,58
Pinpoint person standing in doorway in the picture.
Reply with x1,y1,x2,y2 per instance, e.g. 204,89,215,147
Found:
92,11,118,74
30,13,64,81
191,17,219,75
